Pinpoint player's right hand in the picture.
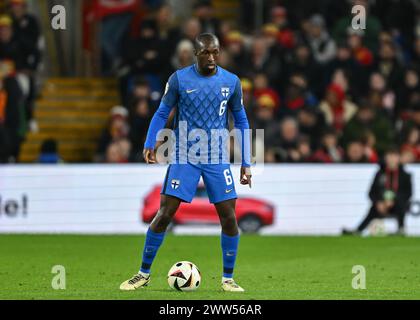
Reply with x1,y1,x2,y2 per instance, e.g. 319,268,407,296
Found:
143,148,156,164
240,166,252,188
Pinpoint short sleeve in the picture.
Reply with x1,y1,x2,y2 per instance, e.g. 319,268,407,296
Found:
228,77,244,112
162,72,179,107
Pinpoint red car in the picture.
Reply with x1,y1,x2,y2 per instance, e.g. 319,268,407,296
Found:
141,184,275,233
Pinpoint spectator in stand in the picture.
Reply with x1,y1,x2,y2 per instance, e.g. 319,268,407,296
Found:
171,39,194,70
9,0,41,127
267,117,301,162
149,3,182,80
333,0,382,52
400,126,420,163
96,0,140,74
399,103,420,141
239,77,257,126
253,72,280,116
106,139,131,163
343,147,412,235
0,59,25,162
38,139,62,164
367,72,396,118
8,0,41,131
269,6,295,50
281,73,318,117
297,107,325,150
344,140,371,163
296,135,313,162
248,36,282,90
364,130,380,163
304,14,336,65
285,44,321,98
341,104,394,156
223,31,249,77
373,0,416,48
128,78,154,161
330,68,349,93
154,4,181,66
374,40,404,90
119,19,164,105
261,23,284,65
8,0,40,69
395,67,420,121
0,15,26,70
319,83,357,132
181,17,202,43
327,42,364,97
95,106,131,163
347,30,374,65
0,63,9,163
252,90,278,133
311,128,344,163
193,0,221,38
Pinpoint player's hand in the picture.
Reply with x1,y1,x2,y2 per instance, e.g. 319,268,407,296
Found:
240,166,252,188
143,148,156,164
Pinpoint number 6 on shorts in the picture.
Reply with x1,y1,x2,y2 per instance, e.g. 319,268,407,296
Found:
223,169,233,186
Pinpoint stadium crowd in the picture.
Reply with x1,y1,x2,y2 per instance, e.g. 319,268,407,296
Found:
1,0,420,165
0,0,40,163
97,0,420,164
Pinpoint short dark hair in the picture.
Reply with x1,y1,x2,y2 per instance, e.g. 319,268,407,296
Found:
385,146,400,155
194,33,219,51
40,139,58,154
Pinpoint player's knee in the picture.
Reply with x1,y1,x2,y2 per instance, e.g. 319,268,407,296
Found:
220,213,238,232
153,206,175,228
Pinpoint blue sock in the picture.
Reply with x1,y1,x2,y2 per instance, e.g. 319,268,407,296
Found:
140,228,166,274
221,232,239,278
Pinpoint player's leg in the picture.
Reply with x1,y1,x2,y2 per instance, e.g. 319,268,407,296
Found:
150,194,181,233
356,205,381,232
343,205,380,235
202,164,244,292
392,206,406,235
141,163,200,269
120,194,181,291
214,199,244,292
120,163,200,291
139,194,181,273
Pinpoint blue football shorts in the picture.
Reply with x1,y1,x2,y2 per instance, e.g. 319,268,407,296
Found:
160,163,237,204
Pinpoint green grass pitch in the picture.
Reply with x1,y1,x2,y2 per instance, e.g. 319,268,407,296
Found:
0,234,420,300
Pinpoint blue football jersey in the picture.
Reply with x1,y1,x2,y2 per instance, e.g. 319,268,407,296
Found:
161,64,244,163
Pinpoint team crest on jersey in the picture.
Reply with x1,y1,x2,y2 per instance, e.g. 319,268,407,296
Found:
221,87,229,98
171,179,180,190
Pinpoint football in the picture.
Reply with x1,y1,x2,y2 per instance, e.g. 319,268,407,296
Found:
167,261,201,292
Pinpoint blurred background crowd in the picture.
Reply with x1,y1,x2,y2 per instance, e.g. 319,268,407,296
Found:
1,0,420,164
